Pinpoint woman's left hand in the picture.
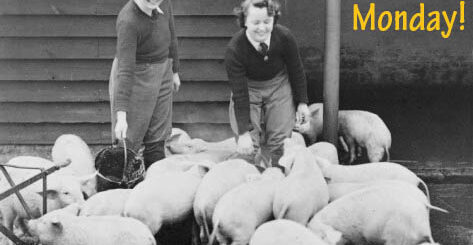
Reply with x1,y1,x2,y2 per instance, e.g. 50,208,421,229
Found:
296,103,310,124
172,73,181,92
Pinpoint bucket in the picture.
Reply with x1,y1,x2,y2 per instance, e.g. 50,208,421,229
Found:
94,140,145,192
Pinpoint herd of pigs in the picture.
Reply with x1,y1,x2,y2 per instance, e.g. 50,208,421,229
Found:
0,103,448,245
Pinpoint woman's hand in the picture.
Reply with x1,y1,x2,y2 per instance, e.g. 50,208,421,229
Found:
296,103,310,125
236,131,254,155
115,111,128,140
172,73,181,92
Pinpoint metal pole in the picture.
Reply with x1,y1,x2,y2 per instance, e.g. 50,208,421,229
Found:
322,0,341,144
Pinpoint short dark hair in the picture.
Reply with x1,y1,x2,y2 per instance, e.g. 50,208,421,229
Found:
234,0,281,28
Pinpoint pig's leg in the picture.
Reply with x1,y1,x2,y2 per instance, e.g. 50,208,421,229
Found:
344,137,357,165
16,217,32,237
1,208,16,245
191,220,202,245
366,145,385,163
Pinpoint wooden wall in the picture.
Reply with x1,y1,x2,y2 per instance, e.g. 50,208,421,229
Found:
0,0,245,144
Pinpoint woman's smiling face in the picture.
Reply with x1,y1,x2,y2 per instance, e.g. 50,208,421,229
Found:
245,5,274,43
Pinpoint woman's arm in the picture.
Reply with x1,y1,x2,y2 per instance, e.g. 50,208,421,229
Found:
225,47,253,136
114,20,139,113
168,0,180,73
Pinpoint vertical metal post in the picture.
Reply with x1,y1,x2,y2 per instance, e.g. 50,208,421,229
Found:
322,0,341,144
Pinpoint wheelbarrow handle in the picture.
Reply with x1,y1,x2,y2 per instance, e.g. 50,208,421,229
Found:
54,158,72,168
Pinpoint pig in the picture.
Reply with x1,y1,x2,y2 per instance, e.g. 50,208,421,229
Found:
51,134,97,198
3,156,92,201
273,145,329,225
314,156,431,200
295,103,391,164
308,141,339,165
193,159,261,244
209,168,285,245
288,131,306,147
249,219,332,245
165,128,194,156
167,134,237,155
27,206,156,245
78,189,131,216
308,185,442,245
123,164,208,235
326,180,448,213
145,154,215,178
0,188,79,244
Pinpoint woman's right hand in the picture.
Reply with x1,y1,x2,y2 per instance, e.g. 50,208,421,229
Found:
236,131,254,155
115,111,128,140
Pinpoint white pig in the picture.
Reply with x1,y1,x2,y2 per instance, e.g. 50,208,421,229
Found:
326,180,448,214
314,156,431,200
3,156,91,201
165,128,194,156
193,159,261,243
145,155,215,177
308,142,339,165
273,145,329,225
51,134,97,198
308,185,442,245
123,165,208,234
295,103,391,164
79,189,131,216
249,219,332,245
209,168,284,245
27,207,156,245
167,135,236,154
0,188,79,244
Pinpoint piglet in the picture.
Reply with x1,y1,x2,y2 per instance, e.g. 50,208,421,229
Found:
295,103,391,164
124,164,208,235
79,189,131,216
273,144,329,225
51,134,97,197
308,141,339,165
314,156,431,199
27,206,155,245
250,219,331,245
193,159,260,244
308,185,442,245
209,168,285,245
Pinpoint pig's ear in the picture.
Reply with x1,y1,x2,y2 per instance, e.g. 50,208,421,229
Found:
78,171,97,185
167,133,182,144
64,203,81,216
311,106,321,117
50,216,63,232
325,228,342,245
38,190,59,199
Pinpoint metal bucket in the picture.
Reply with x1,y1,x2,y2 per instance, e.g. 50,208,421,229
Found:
94,141,145,192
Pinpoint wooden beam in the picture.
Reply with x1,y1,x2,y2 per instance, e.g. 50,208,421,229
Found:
0,81,230,102
0,123,112,144
0,102,230,123
0,60,228,81
0,122,232,144
0,0,240,15
0,37,229,60
0,15,237,37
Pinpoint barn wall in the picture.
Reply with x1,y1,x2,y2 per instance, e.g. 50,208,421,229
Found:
0,0,471,163
286,0,473,162
0,0,244,144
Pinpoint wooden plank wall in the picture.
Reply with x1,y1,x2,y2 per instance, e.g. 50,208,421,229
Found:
0,0,245,144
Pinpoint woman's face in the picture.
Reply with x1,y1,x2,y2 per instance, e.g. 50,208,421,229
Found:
245,5,274,43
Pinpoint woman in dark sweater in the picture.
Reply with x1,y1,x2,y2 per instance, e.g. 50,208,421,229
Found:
226,0,310,166
110,0,180,169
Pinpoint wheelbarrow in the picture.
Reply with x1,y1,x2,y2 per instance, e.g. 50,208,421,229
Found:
0,158,71,245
